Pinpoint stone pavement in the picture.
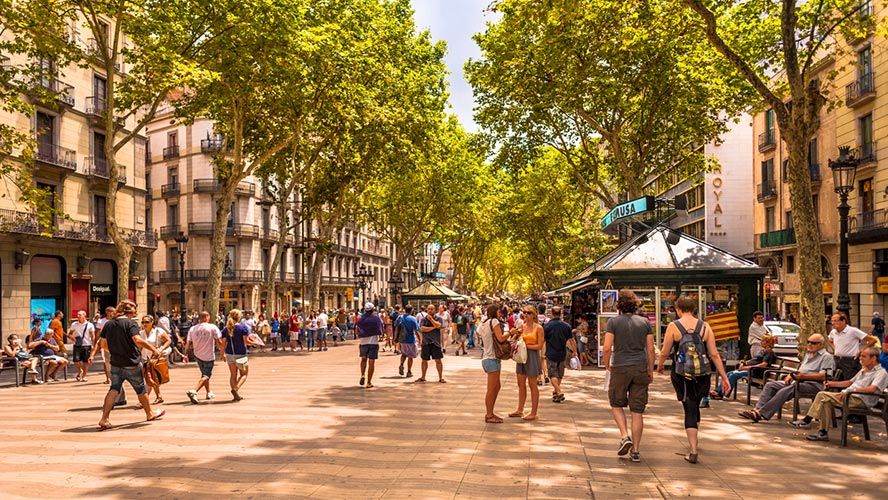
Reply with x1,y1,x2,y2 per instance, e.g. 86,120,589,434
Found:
2,343,886,500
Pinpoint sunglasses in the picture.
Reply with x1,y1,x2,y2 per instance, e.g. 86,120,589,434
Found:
807,341,821,345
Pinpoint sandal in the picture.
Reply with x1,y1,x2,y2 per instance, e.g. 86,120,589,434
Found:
522,414,539,421
684,453,698,464
147,409,166,422
484,415,504,423
96,423,114,432
153,398,164,404
508,411,525,418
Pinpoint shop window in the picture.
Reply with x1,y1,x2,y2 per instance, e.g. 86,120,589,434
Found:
787,255,795,274
30,255,65,337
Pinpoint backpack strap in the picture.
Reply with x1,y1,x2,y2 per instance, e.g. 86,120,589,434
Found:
674,320,689,336
692,319,704,341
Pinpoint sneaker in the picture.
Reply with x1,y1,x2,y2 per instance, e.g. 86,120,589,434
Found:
206,392,216,400
630,451,641,462
406,371,413,378
399,365,404,376
556,394,566,402
699,399,710,409
788,420,811,429
806,431,829,441
186,390,199,404
360,375,365,387
365,382,374,388
618,436,633,456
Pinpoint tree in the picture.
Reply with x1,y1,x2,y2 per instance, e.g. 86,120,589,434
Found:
680,0,875,351
467,0,752,209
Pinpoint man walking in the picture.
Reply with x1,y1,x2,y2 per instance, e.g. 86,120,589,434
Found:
419,304,445,383
602,290,654,463
48,310,67,358
544,306,577,403
453,305,470,356
317,309,329,351
184,311,224,404
396,305,421,378
438,304,451,355
68,310,96,382
89,300,165,430
357,302,383,388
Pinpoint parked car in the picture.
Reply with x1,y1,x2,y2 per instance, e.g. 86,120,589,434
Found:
765,321,801,356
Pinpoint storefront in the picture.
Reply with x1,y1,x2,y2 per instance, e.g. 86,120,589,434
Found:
548,226,767,364
30,255,66,334
89,259,117,315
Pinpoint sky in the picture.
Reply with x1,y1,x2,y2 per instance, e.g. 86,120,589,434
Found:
410,0,501,133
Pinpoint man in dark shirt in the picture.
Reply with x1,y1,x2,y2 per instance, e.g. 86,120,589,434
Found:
89,300,165,430
544,307,577,402
418,304,445,383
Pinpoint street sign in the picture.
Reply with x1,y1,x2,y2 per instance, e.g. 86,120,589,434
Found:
600,196,655,232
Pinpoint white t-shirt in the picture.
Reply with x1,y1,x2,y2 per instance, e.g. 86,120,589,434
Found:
140,327,168,360
157,316,172,334
317,313,328,328
70,320,96,346
478,318,501,361
187,322,222,362
829,326,868,357
244,318,257,332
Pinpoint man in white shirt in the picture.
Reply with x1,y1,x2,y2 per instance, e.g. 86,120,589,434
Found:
317,309,329,351
828,313,869,381
184,311,225,404
747,311,769,358
68,310,96,382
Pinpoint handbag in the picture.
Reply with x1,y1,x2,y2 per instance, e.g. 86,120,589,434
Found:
144,357,170,385
486,320,512,361
512,338,528,364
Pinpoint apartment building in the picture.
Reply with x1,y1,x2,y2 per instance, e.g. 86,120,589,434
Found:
145,112,401,314
0,18,153,334
750,2,888,325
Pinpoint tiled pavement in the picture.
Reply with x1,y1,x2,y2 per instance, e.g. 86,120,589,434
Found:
2,343,887,499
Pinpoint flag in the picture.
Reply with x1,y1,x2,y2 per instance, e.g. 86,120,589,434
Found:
706,312,740,341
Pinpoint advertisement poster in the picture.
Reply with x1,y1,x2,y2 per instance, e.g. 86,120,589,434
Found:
30,298,56,336
597,290,618,368
599,290,618,314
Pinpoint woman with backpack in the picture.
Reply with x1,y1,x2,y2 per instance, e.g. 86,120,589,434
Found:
478,303,515,423
656,295,730,464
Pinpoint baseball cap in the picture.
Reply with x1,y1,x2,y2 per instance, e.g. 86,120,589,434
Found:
364,302,375,312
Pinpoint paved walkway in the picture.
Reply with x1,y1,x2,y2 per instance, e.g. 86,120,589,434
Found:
2,343,886,499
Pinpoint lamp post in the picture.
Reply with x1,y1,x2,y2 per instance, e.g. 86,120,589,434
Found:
829,145,860,318
387,273,404,306
353,263,374,305
175,232,188,315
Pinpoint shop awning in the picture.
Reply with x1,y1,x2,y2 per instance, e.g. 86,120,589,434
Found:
401,280,464,303
544,278,600,296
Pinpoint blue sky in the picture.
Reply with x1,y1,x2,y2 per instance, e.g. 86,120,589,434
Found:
410,1,500,133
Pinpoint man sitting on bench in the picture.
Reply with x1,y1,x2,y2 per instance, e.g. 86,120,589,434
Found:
28,328,68,382
739,333,834,422
712,335,777,399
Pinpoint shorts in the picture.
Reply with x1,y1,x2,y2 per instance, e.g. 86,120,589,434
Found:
482,358,501,373
196,358,215,378
547,360,566,380
42,355,66,363
281,332,291,343
359,344,379,359
270,332,280,338
110,364,147,395
420,344,444,361
318,328,327,340
608,363,651,413
72,345,93,363
456,334,468,343
227,355,249,369
516,350,542,377
399,342,417,359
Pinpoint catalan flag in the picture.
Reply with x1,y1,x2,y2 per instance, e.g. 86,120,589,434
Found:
706,312,740,341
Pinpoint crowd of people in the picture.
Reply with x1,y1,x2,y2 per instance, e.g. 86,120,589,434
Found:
5,291,887,461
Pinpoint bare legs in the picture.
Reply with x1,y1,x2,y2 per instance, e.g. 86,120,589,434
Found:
485,370,502,419
513,373,539,418
228,362,248,400
611,408,644,453
360,357,375,386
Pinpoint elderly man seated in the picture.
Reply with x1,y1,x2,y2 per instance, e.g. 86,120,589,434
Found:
27,329,68,382
738,333,834,422
789,346,888,442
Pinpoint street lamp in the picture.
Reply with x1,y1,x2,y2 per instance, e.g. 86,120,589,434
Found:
829,145,860,318
353,263,374,305
387,273,404,306
175,232,188,315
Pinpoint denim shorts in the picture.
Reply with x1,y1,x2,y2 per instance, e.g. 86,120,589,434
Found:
482,358,501,373
359,344,379,359
196,358,214,378
110,364,147,395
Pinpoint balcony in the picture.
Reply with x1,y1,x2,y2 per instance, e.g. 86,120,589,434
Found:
85,157,126,183
261,228,280,241
856,141,877,164
845,72,876,107
757,128,776,152
322,276,353,285
332,243,359,256
159,225,181,239
160,182,180,198
188,222,260,238
756,180,777,202
162,145,180,160
757,227,797,249
85,96,106,119
35,144,77,171
0,208,156,249
162,269,267,282
235,181,255,196
850,209,888,245
200,138,223,153
20,75,75,108
192,178,255,196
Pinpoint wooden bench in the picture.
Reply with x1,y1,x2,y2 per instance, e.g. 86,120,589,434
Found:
0,354,50,387
838,389,888,447
736,356,800,405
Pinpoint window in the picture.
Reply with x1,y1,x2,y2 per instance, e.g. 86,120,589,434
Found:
765,207,776,232
168,166,178,185
860,178,875,223
787,255,796,274
93,74,106,101
167,247,178,273
785,211,793,229
225,245,235,271
93,132,106,173
37,182,57,228
167,131,178,148
765,109,775,134
859,46,873,79
859,114,874,160
36,112,56,158
262,208,270,231
167,203,178,226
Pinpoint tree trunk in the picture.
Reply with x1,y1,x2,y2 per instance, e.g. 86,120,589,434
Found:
309,248,325,309
205,188,235,316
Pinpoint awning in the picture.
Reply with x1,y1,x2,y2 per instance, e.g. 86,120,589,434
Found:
544,278,600,296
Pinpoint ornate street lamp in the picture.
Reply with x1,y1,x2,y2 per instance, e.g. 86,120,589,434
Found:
828,145,860,318
353,263,374,306
387,273,404,306
175,232,189,315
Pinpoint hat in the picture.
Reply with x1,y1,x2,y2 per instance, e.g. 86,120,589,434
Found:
364,302,375,312
875,312,881,317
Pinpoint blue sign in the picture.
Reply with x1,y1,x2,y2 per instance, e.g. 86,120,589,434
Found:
601,196,655,230
30,298,56,335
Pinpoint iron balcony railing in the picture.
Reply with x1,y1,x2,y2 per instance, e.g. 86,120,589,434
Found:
161,182,180,197
188,222,260,238
855,209,886,232
160,269,267,283
756,180,777,202
0,208,156,248
35,144,77,170
159,225,181,239
29,76,75,107
162,145,180,160
200,138,223,153
261,228,280,241
85,157,126,183
857,141,877,163
757,227,797,249
846,72,875,106
192,179,255,196
85,96,106,118
757,128,776,151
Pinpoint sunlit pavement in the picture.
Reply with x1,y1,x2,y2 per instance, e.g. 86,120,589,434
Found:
2,343,886,499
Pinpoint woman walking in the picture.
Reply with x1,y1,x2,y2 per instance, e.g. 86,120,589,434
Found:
510,305,545,420
657,295,730,464
222,309,261,401
139,315,171,405
479,303,513,423
306,311,318,351
269,314,280,351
